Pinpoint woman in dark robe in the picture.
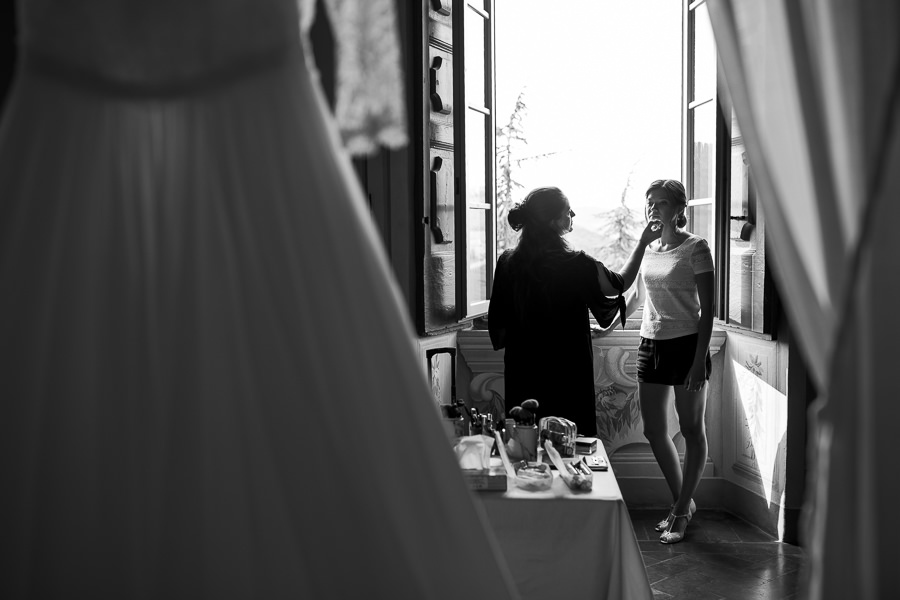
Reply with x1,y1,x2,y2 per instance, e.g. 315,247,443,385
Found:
488,186,660,436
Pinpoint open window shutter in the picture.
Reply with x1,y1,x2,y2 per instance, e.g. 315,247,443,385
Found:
415,0,460,334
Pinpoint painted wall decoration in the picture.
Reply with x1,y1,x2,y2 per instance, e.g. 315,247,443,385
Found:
726,338,787,506
593,345,643,452
426,347,456,406
468,372,506,425
461,343,681,456
457,330,725,460
740,354,765,460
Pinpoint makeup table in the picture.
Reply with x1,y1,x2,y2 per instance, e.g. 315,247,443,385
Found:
473,443,652,600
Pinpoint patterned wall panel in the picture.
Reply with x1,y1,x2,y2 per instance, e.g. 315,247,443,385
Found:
458,330,727,457
723,335,787,505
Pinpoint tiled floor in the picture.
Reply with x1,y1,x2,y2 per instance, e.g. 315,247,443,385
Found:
629,509,807,600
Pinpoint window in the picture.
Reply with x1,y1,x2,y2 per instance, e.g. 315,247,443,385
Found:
684,1,717,263
492,0,682,333
461,1,495,318
418,0,495,333
684,0,774,335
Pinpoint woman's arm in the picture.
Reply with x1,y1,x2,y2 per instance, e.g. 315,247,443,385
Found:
624,272,645,318
684,270,715,391
595,222,661,295
592,273,644,337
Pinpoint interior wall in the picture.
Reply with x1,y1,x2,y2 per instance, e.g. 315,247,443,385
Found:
715,299,810,543
719,331,787,536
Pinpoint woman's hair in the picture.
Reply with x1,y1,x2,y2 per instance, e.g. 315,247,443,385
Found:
505,187,576,317
506,187,569,237
508,186,570,246
646,179,688,228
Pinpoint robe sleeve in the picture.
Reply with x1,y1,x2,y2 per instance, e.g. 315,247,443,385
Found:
585,257,627,330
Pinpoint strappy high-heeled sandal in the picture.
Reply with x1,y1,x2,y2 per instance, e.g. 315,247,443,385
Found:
654,498,696,532
654,508,675,532
659,511,692,544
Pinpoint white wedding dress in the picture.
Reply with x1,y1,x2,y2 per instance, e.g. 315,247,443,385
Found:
0,1,517,598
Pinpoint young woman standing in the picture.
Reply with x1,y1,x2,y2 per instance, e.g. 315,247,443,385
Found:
637,179,715,544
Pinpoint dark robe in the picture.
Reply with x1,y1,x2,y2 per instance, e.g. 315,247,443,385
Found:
488,250,625,436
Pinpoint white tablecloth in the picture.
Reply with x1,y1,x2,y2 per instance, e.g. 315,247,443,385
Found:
474,444,653,600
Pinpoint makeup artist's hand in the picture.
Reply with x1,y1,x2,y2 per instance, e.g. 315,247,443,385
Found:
639,220,664,246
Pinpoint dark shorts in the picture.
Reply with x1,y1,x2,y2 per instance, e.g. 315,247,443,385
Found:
636,334,712,386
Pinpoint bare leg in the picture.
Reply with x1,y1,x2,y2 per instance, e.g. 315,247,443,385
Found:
638,382,681,503
666,382,708,538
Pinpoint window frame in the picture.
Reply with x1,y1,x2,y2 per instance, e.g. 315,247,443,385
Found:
683,0,775,337
458,0,496,319
415,0,496,335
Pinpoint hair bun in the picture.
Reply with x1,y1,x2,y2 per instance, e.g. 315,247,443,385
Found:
508,204,526,231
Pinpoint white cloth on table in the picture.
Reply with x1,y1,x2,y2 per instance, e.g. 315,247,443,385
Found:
476,448,653,600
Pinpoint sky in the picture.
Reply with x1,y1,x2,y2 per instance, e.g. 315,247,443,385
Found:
495,0,683,251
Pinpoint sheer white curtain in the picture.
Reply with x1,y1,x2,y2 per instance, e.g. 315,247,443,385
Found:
707,0,900,597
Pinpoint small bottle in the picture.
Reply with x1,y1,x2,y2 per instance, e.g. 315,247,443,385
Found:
452,414,467,439
504,418,516,443
440,403,467,442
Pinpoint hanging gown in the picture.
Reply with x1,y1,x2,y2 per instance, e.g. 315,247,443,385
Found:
0,1,518,598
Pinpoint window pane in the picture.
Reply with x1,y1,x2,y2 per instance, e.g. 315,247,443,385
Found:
727,114,762,329
467,208,488,303
692,2,716,102
466,108,487,205
466,109,488,306
728,241,757,328
465,7,486,108
729,113,747,222
691,100,716,200
688,202,713,260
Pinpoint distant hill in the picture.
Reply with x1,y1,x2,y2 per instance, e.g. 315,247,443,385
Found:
565,218,623,266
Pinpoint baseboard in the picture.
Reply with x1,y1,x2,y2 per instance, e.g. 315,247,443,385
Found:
719,480,782,538
610,450,715,478
614,471,785,540
615,475,726,511
611,450,717,508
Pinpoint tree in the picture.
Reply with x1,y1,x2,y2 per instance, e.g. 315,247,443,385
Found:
595,166,644,270
495,91,528,254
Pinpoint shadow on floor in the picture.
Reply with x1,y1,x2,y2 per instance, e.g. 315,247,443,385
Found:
629,509,807,600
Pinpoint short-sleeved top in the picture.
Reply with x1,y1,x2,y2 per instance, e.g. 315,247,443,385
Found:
640,234,714,340
488,249,625,436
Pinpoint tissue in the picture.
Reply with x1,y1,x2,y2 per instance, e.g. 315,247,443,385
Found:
454,435,495,470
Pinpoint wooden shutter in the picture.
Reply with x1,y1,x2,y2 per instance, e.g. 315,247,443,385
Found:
414,0,495,334
415,0,460,334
